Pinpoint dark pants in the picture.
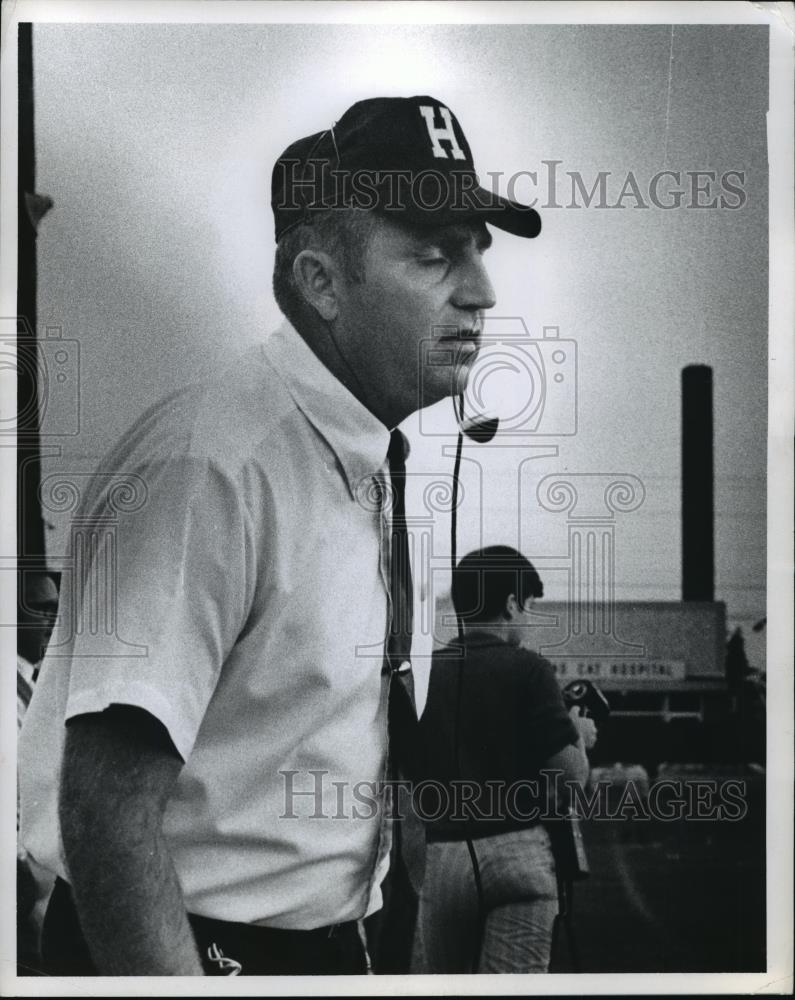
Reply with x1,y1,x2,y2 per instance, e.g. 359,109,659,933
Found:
40,878,368,976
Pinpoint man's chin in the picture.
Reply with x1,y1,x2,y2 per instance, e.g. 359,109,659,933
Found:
417,357,476,411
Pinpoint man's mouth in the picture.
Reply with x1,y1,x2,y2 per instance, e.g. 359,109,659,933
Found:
437,329,481,352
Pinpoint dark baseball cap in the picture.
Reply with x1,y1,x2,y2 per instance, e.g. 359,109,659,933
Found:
271,95,541,242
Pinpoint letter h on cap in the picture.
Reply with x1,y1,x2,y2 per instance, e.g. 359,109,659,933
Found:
419,105,466,161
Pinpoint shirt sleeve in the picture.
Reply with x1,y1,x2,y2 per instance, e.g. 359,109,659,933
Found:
64,455,257,761
524,653,580,766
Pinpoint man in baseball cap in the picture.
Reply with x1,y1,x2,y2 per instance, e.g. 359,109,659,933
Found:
22,95,540,977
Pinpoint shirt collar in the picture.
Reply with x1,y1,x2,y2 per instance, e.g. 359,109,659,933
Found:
264,320,391,497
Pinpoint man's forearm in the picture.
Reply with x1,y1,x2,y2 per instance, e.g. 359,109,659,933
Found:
544,742,590,791
64,815,203,975
60,708,204,975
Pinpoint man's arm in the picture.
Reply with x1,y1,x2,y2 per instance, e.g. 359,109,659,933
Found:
59,705,204,975
543,709,597,788
543,741,590,788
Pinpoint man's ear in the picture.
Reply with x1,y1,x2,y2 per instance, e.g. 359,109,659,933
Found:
504,593,520,621
292,249,341,322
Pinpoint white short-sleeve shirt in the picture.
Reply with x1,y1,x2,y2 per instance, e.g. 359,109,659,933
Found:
19,321,432,929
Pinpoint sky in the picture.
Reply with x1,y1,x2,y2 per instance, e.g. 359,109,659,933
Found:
30,19,769,663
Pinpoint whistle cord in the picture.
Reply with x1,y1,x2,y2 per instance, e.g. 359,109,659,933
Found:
450,422,486,973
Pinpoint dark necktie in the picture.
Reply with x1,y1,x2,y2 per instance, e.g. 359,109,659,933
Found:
372,429,426,972
385,428,416,733
385,430,423,842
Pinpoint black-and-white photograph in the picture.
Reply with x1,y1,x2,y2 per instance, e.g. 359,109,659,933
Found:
2,0,792,994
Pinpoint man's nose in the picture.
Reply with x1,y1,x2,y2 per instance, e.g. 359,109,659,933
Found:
453,253,497,312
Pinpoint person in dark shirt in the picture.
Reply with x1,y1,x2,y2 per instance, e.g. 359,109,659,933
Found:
411,546,596,973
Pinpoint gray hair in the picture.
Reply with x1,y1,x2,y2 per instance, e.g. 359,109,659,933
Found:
272,209,378,329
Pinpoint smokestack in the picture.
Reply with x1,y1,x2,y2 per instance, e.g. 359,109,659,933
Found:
681,365,714,602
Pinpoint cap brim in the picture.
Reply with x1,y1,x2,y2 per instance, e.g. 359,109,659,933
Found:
386,183,541,239
477,188,542,239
